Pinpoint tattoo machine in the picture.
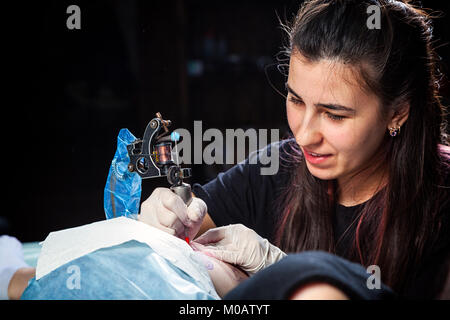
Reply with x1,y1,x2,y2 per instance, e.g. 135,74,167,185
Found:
104,112,192,221
127,112,193,205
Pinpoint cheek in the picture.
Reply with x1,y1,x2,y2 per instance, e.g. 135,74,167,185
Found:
328,127,358,152
329,123,384,167
286,104,301,136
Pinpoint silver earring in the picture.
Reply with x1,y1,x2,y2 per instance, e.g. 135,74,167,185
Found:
388,126,401,137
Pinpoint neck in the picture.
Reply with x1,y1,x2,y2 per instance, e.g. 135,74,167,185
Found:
337,160,388,207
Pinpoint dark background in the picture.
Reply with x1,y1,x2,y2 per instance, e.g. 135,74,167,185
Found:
3,0,450,242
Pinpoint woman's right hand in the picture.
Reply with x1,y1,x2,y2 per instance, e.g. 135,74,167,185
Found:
138,187,207,241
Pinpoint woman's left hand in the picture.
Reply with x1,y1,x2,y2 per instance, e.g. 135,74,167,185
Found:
193,224,286,276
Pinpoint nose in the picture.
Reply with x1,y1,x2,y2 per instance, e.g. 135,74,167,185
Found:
295,109,323,147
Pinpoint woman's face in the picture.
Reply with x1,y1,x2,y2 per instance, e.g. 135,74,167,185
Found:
286,53,390,184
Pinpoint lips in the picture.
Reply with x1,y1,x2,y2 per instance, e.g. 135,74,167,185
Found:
307,151,330,157
303,148,332,157
302,147,333,165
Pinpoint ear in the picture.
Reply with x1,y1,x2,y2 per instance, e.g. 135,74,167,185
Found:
387,102,410,129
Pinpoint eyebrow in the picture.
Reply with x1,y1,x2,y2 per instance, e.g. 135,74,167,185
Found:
285,83,356,113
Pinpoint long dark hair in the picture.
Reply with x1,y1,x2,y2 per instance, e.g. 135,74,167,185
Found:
274,0,450,293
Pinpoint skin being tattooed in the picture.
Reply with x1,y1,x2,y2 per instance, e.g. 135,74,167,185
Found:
190,241,248,297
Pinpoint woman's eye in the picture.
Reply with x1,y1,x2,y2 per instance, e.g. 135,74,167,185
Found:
326,112,345,121
288,97,303,105
289,96,346,121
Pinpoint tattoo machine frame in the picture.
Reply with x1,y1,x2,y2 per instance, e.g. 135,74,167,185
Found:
127,112,193,206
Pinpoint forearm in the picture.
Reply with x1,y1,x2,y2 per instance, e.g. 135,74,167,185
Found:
191,192,217,239
7,267,35,300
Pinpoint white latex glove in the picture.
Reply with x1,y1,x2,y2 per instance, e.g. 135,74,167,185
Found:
194,224,287,276
0,236,29,300
138,187,207,241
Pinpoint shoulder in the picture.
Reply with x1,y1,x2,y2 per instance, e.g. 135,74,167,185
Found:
244,138,298,179
246,138,299,167
247,138,296,159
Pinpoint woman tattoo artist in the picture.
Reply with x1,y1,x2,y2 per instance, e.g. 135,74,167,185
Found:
139,0,450,299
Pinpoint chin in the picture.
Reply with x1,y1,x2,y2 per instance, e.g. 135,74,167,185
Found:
306,164,338,181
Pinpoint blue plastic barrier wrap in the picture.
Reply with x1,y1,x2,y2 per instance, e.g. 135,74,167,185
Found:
104,129,142,220
21,240,218,300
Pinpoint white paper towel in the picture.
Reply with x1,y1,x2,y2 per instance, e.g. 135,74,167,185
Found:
36,217,218,298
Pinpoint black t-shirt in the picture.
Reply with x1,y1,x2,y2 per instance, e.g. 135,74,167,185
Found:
192,139,450,299
193,140,292,243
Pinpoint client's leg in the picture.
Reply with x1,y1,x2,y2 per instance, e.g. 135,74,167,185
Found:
8,267,35,300
223,251,396,300
0,236,34,300
288,281,349,300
